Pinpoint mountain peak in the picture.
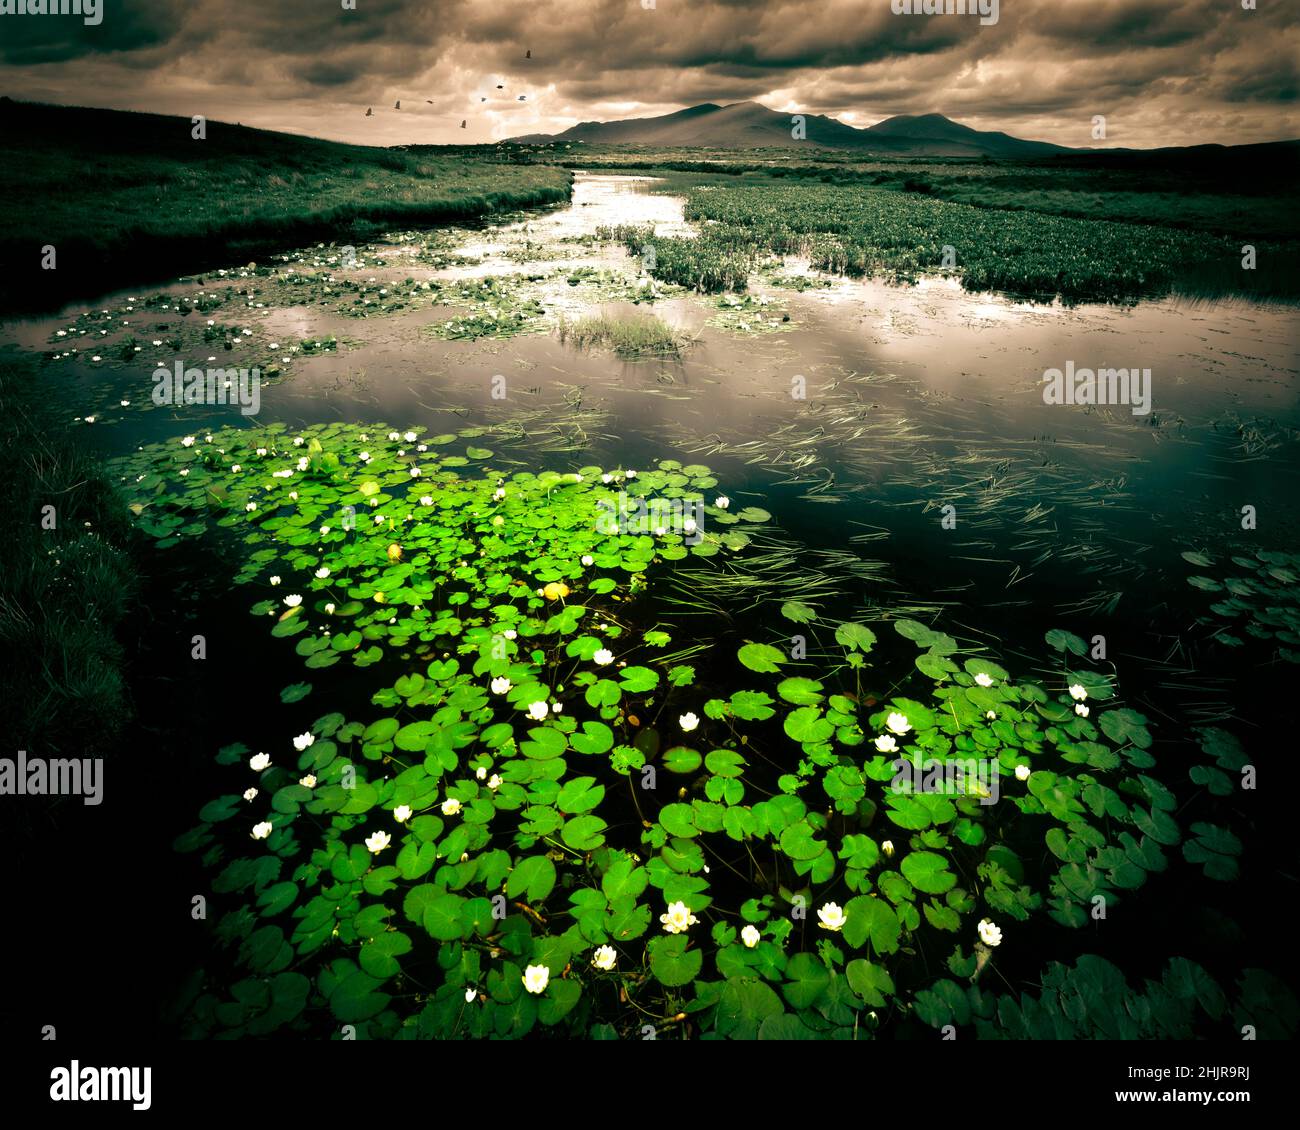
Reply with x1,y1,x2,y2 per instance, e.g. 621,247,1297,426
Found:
507,101,1069,156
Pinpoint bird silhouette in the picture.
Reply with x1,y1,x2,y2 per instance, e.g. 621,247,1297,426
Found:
425,100,433,104
480,97,487,101
395,100,401,110
365,107,372,116
517,94,527,101
525,49,531,59
496,84,504,89
460,119,467,128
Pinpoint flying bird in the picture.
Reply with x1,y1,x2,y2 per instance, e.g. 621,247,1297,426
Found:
525,49,531,59
460,119,467,128
496,84,504,89
365,107,372,116
395,100,401,110
426,100,434,104
517,95,527,101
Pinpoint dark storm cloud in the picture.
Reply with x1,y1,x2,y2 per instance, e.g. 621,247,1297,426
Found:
0,0,183,65
0,0,1295,146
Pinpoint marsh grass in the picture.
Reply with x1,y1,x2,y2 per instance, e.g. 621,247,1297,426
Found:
557,313,685,357
0,359,137,756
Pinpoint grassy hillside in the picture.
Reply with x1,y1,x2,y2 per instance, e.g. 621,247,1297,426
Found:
0,99,571,313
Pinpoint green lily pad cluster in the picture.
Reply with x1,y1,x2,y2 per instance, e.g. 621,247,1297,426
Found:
1185,548,1300,661
111,427,1259,1039
913,955,1296,1039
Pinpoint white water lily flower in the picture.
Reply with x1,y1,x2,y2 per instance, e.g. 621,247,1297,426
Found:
409,467,422,477
299,774,317,789
874,734,898,753
660,901,699,934
289,491,298,500
256,447,267,457
293,732,315,751
527,701,549,721
885,711,911,735
179,468,190,477
1069,684,1088,701
1075,704,1089,717
817,903,847,931
679,712,700,732
269,576,282,586
365,830,391,854
393,804,412,823
491,677,512,694
881,840,895,858
319,525,331,535
601,473,613,484
464,987,477,1003
251,822,273,840
522,965,549,994
475,767,487,781
503,629,517,640
593,648,614,666
181,435,195,447
243,787,258,802
249,753,271,772
978,918,1002,947
403,431,417,442
324,602,335,614
1015,764,1031,781
419,495,433,506
488,774,502,790
387,431,400,441
974,672,994,687
441,798,462,817
245,502,257,512
986,710,996,720
581,554,594,566
683,518,697,534
283,594,302,608
740,925,761,949
231,465,241,473
715,495,730,509
315,566,330,579
591,945,618,971
551,702,563,714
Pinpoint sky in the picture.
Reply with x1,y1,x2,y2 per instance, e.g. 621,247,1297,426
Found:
1,0,1296,149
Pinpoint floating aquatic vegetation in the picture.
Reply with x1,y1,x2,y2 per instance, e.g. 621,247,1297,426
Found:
914,954,1296,1039
706,292,793,334
1183,547,1300,661
106,425,1257,1039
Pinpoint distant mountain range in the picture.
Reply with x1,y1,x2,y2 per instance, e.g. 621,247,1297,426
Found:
508,101,1073,157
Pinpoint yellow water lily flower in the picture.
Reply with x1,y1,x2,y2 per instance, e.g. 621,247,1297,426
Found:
542,581,570,601
387,543,403,562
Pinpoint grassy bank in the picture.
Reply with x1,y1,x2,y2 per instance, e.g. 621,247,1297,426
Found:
0,356,137,758
0,99,572,313
595,181,1297,304
512,141,1299,242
